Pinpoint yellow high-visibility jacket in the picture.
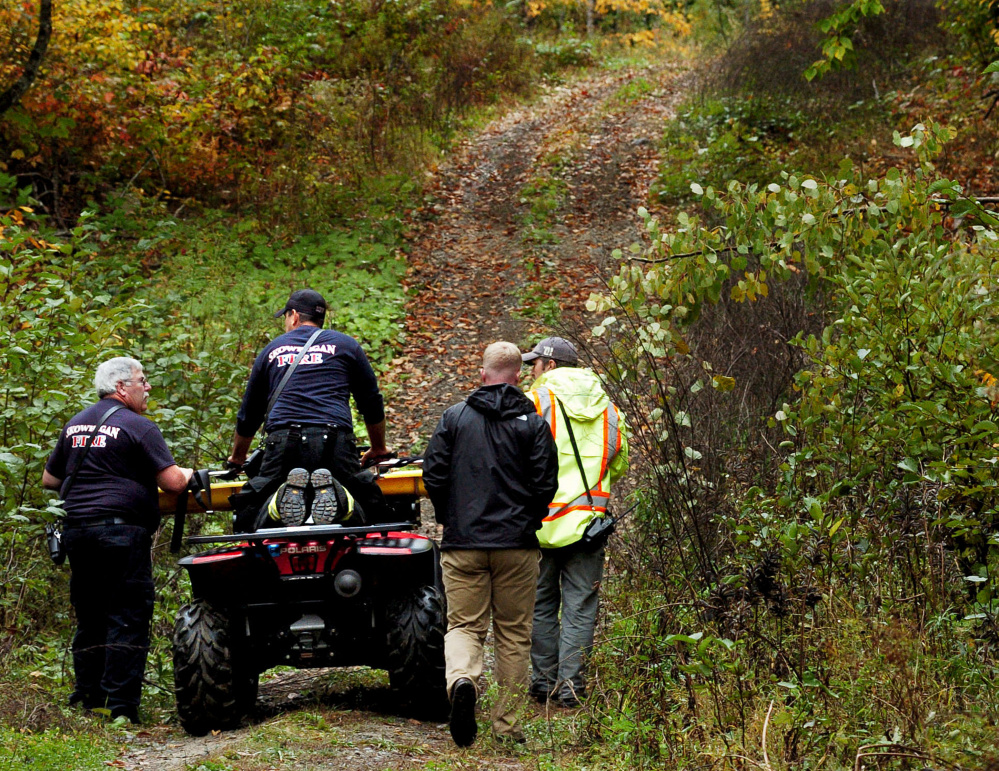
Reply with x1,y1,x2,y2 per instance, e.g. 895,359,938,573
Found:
528,367,628,548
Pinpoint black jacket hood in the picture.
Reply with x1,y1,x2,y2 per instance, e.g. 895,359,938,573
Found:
422,382,560,551
466,383,535,420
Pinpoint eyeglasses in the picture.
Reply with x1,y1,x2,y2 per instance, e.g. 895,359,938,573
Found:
123,377,149,386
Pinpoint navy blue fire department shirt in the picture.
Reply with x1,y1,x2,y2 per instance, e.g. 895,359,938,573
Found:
45,398,177,524
235,325,385,437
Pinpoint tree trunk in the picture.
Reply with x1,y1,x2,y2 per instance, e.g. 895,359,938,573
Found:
586,0,595,37
0,0,54,118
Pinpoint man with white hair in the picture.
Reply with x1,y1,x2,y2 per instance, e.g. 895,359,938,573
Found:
423,341,559,747
43,357,192,723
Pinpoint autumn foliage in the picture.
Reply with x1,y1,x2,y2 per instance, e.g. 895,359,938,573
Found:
0,0,539,221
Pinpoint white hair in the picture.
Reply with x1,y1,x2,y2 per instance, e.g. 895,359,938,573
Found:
95,357,142,397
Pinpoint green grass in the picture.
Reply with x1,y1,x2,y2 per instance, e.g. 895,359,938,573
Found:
0,726,119,770
609,76,656,107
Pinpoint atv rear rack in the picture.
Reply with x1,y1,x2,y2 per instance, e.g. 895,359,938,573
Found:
186,521,417,545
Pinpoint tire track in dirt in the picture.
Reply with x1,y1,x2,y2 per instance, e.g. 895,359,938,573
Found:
117,59,688,771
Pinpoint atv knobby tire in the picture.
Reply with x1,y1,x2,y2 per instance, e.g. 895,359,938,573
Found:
173,599,258,736
386,585,448,718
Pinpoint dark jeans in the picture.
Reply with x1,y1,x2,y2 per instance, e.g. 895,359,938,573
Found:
530,543,605,701
232,424,391,531
62,524,154,713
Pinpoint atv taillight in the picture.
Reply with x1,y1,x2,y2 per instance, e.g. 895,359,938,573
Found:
191,551,243,564
358,546,413,555
365,531,422,540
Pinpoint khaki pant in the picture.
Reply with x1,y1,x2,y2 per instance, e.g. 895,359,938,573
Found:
441,548,540,738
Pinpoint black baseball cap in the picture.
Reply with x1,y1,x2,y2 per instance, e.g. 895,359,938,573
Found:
274,289,328,318
522,336,578,366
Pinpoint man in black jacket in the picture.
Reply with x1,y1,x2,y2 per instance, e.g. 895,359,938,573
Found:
423,341,559,748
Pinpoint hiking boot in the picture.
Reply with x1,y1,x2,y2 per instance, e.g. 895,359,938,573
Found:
70,690,107,710
449,678,477,748
310,468,339,525
275,468,309,526
109,705,140,724
529,683,553,704
554,689,582,709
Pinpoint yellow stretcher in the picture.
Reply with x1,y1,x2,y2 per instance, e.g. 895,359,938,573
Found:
159,466,426,513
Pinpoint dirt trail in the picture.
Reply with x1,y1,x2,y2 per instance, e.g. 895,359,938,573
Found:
118,60,687,771
387,61,687,450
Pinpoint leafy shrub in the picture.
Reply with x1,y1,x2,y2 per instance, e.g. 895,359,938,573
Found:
0,185,137,649
654,96,810,205
530,37,597,73
585,122,999,764
938,0,999,68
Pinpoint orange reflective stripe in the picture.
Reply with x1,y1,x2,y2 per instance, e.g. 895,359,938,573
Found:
533,388,556,438
543,503,608,522
547,491,610,510
599,404,622,491
544,491,609,521
599,409,610,492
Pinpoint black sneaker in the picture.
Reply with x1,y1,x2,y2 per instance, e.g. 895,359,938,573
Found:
69,691,106,710
276,468,309,526
109,705,140,724
449,678,477,748
310,468,339,525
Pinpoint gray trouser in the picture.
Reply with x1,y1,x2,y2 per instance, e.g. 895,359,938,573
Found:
530,544,604,700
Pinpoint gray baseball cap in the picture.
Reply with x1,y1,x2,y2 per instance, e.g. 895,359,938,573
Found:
522,337,578,366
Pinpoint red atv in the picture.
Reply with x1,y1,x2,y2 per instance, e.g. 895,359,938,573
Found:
162,460,447,736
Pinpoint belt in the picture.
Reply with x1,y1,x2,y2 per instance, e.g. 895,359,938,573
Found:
269,423,341,433
65,516,132,530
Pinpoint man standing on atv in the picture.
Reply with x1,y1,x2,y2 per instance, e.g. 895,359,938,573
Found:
43,357,193,723
227,289,393,530
423,342,559,747
522,336,629,709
